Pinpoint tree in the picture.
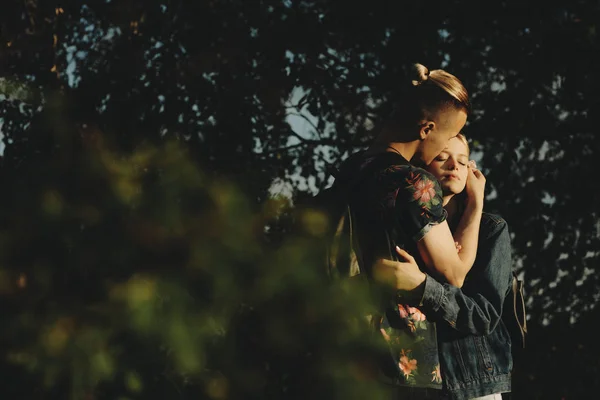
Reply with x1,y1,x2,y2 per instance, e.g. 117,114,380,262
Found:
2,0,600,398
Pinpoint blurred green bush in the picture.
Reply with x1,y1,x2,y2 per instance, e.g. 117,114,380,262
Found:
0,110,387,400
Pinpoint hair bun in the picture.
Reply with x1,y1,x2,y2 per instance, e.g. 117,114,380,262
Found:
411,63,430,86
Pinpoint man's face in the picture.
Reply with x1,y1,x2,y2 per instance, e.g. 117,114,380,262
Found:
418,108,467,165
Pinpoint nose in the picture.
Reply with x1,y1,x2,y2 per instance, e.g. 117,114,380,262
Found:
445,157,459,170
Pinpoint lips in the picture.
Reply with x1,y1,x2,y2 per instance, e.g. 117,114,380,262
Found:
445,174,460,180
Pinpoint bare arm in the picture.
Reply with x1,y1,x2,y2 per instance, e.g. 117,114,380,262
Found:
417,167,485,287
374,215,514,334
409,216,514,333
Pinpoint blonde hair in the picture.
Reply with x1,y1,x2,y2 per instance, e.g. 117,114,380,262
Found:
411,63,471,112
454,132,470,156
387,63,471,128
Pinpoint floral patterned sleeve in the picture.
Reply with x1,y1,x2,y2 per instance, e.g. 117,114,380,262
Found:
385,165,447,242
372,160,447,389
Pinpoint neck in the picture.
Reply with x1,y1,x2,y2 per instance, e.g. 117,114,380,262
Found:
443,195,461,227
369,126,419,161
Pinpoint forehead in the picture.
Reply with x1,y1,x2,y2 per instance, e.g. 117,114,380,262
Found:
442,137,469,156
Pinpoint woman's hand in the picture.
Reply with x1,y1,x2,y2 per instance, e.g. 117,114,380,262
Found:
372,246,426,291
455,241,462,253
465,160,486,207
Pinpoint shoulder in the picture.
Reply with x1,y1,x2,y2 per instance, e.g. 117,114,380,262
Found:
392,166,445,216
481,212,509,237
388,166,443,199
335,151,369,182
381,163,440,187
482,212,508,226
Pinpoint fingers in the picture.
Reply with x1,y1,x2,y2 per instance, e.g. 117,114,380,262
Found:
395,246,415,262
455,241,462,253
468,160,485,177
373,247,424,291
472,168,484,179
467,164,485,180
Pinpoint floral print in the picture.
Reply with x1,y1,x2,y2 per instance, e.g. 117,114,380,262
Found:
398,304,428,333
399,349,418,379
375,160,446,242
413,178,436,203
377,300,442,388
431,364,442,384
366,154,446,389
383,167,442,207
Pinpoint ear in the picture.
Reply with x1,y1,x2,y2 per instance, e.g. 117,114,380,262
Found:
419,121,436,140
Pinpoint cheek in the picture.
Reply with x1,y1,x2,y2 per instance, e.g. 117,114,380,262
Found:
427,165,443,178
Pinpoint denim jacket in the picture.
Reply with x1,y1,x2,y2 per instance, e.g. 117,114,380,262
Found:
418,212,514,400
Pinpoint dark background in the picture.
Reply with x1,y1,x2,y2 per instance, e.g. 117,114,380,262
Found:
1,1,598,399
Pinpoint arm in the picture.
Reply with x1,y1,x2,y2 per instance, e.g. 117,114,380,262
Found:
415,166,485,287
420,215,513,334
376,214,514,335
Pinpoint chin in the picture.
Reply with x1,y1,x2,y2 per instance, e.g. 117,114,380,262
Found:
441,185,462,196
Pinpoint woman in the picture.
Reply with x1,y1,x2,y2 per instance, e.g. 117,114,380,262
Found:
422,133,514,400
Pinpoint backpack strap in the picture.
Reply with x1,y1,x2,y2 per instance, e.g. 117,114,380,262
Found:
511,272,528,348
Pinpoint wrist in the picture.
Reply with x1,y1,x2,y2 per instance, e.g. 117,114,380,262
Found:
414,271,427,288
465,196,484,210
396,272,427,305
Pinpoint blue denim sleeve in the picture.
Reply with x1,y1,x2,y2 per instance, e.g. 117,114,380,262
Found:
417,213,514,335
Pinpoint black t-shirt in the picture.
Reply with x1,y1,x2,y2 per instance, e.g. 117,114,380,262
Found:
337,150,447,388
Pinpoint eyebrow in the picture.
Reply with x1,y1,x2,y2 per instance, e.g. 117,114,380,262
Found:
439,151,469,158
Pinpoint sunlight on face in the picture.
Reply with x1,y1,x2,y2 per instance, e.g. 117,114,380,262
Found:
419,109,467,165
426,136,470,196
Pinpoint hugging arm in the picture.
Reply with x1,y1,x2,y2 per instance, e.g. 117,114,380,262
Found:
398,167,484,288
417,216,513,334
